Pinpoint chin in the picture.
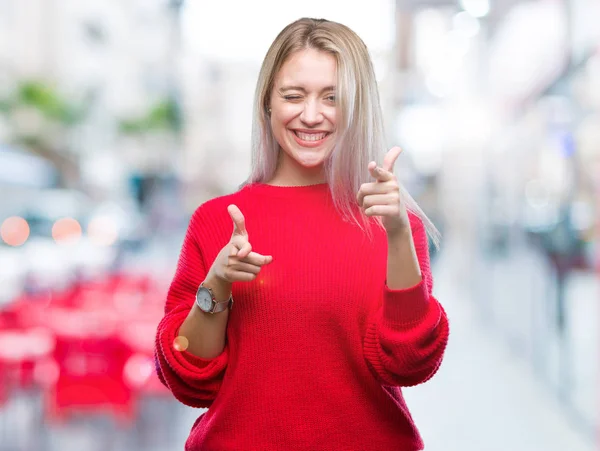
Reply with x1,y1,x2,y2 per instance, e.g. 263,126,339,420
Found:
297,161,325,169
293,152,328,169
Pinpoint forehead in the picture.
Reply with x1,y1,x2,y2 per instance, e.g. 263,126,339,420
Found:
275,48,337,89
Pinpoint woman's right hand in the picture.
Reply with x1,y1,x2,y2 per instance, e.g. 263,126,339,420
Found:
207,204,273,284
177,204,265,357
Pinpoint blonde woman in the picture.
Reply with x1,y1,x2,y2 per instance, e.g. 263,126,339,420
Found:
155,17,449,451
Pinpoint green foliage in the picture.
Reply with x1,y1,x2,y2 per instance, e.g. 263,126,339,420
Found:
119,98,181,135
0,80,85,125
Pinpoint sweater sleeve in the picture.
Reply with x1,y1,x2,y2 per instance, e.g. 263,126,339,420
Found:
154,208,228,408
363,214,449,387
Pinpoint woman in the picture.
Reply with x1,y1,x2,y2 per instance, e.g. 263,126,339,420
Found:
155,17,449,451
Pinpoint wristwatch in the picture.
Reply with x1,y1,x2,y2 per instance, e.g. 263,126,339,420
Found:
195,282,233,314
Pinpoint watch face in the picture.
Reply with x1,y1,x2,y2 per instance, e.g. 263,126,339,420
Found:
196,287,213,312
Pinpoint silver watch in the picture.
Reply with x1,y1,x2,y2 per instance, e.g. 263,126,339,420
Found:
195,283,233,314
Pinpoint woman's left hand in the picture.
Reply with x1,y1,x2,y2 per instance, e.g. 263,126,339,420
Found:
357,146,410,237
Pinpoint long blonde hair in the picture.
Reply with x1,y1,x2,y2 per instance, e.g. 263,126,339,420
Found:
244,17,440,247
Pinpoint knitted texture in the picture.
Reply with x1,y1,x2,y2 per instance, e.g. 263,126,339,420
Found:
155,182,449,451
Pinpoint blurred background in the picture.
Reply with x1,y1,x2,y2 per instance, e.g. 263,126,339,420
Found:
0,0,598,450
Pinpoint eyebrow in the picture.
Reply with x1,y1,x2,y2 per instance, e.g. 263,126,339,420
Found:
278,85,336,93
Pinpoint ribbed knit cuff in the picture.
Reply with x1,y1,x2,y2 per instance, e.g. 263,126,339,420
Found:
179,348,226,368
382,279,430,326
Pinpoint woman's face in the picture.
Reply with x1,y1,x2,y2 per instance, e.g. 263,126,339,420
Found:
269,48,337,178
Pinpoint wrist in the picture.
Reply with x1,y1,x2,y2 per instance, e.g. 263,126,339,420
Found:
203,272,232,302
386,225,412,243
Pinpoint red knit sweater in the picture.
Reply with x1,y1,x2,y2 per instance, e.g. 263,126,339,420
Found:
155,182,449,451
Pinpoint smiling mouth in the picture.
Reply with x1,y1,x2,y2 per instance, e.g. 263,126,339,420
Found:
293,131,331,141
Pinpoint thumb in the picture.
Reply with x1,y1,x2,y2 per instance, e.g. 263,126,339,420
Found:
382,146,403,173
228,204,247,237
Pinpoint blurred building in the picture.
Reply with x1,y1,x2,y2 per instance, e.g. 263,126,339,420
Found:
179,58,259,205
392,0,600,438
0,0,183,197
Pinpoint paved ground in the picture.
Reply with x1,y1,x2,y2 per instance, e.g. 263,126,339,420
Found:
402,240,596,451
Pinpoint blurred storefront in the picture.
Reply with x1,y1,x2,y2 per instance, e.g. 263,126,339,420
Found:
483,0,599,435
393,0,599,440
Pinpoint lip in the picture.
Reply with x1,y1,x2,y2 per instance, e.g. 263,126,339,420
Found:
293,129,331,134
290,129,332,148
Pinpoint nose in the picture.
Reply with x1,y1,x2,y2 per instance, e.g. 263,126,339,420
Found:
300,99,324,126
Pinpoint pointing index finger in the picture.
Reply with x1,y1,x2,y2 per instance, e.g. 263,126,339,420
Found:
228,204,247,237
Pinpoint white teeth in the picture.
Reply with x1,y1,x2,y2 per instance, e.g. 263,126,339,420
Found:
295,131,328,141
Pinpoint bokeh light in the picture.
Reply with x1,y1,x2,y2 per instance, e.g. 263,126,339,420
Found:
173,335,189,352
1,216,30,246
459,0,490,18
52,217,82,244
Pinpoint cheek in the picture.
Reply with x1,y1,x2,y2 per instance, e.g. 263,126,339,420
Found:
325,109,337,127
275,104,301,125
